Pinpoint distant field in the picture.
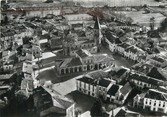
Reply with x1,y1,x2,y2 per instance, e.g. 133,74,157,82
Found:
71,0,167,7
121,11,166,28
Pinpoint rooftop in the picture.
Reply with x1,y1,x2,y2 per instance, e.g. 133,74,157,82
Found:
117,43,131,49
151,56,165,63
76,49,92,58
59,57,82,68
33,86,74,115
119,82,133,95
88,70,109,80
129,73,164,86
0,74,14,81
97,78,112,88
140,89,167,101
107,84,120,96
77,77,95,85
125,45,145,54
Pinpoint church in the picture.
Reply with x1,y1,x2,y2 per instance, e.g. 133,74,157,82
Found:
55,17,115,75
63,17,102,56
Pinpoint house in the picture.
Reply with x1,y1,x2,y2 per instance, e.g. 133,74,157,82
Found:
132,62,167,81
55,51,114,75
21,79,34,94
128,72,165,89
2,62,14,73
115,82,133,105
113,24,141,31
132,62,154,75
71,23,84,30
1,30,15,50
117,43,131,55
105,31,121,52
23,7,61,17
22,61,35,79
109,106,142,117
64,14,93,25
119,36,136,45
106,84,122,102
49,36,62,50
76,76,97,97
108,67,129,83
32,45,42,59
76,72,115,98
124,45,146,62
33,86,75,117
39,39,49,51
147,56,167,68
1,51,10,62
133,89,167,114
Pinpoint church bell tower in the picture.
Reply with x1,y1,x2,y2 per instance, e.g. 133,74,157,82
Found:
94,17,102,52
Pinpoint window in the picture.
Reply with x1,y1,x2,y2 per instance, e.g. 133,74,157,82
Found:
163,102,165,107
145,99,147,104
154,101,156,106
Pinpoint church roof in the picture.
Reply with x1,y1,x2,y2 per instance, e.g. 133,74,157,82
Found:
94,17,101,30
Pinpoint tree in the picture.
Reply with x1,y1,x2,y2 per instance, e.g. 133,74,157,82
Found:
159,18,167,33
126,17,133,25
90,99,103,117
15,90,29,104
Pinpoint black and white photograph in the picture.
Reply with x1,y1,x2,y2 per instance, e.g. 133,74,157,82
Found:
0,0,167,117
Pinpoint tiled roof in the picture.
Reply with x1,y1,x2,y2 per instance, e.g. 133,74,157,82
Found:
50,38,62,47
77,77,94,84
115,109,126,117
67,57,82,67
109,68,127,79
115,108,140,117
53,97,73,109
151,56,165,63
132,63,154,74
118,43,131,49
71,23,83,28
59,57,82,68
119,82,133,95
88,70,109,79
21,79,34,90
143,89,167,101
33,87,53,111
116,68,127,77
76,49,92,58
0,74,14,81
107,84,120,96
125,45,144,54
93,54,114,63
33,86,74,114
147,67,167,81
97,78,111,88
129,72,164,86
22,61,33,74
40,106,66,117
